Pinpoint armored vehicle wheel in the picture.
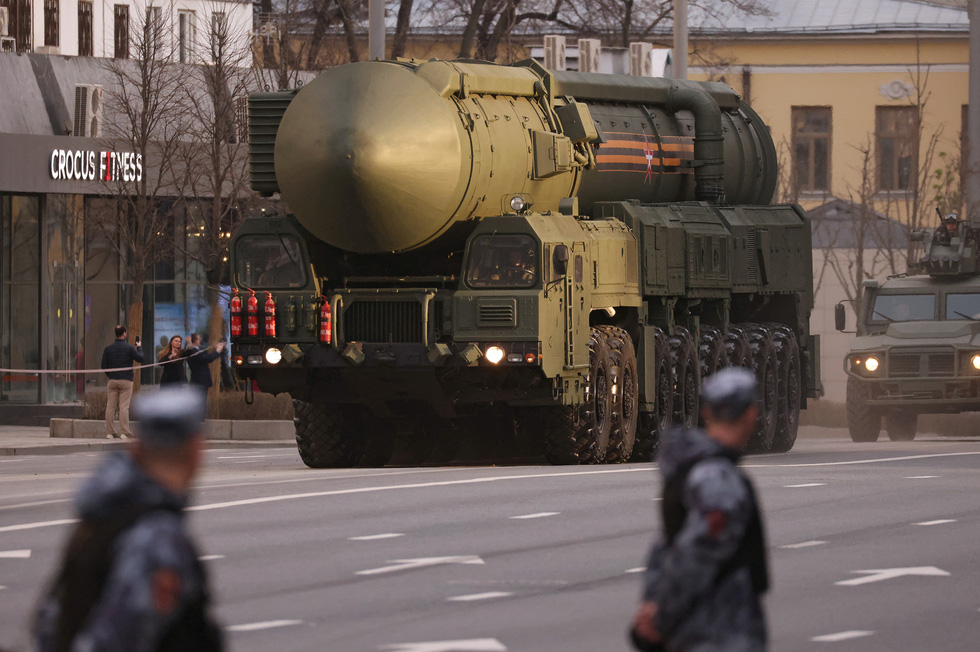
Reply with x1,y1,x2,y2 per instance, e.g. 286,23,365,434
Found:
724,325,753,370
769,326,801,453
293,399,365,468
631,328,672,462
599,326,638,463
699,326,728,378
743,324,778,453
886,412,917,441
670,327,700,429
544,328,613,464
846,377,880,442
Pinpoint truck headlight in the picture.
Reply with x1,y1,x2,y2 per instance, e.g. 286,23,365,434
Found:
265,347,282,364
485,345,505,364
864,356,879,372
971,354,980,370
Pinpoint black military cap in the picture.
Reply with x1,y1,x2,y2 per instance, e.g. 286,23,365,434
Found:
134,387,207,448
701,367,757,420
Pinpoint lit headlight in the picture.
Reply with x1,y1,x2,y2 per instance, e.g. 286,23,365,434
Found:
485,346,505,364
509,196,527,213
265,347,282,364
972,354,980,370
864,356,879,372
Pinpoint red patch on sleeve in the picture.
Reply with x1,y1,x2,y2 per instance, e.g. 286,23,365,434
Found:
706,510,727,539
151,569,181,614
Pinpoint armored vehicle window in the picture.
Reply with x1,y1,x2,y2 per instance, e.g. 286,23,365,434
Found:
236,235,307,289
466,235,537,288
946,293,980,321
870,293,935,323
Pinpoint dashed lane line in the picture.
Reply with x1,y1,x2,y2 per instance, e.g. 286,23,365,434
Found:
510,512,560,520
350,533,405,541
0,549,31,558
226,620,303,632
811,631,874,643
199,555,225,561
914,519,956,526
447,592,513,602
626,567,646,574
0,519,77,534
905,475,939,479
0,498,71,512
784,483,826,488
780,540,827,549
746,451,980,468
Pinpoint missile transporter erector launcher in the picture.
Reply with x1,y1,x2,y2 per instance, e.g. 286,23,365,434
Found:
231,58,820,467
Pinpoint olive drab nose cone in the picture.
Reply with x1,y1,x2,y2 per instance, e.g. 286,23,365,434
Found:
274,62,469,254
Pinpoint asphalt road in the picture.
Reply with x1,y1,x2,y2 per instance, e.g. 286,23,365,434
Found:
2,431,979,651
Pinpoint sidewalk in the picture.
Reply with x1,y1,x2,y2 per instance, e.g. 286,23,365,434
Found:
0,422,294,457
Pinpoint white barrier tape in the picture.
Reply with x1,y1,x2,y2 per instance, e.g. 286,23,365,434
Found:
0,349,218,375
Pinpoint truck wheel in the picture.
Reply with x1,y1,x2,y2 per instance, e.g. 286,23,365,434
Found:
544,328,613,464
670,327,700,429
699,326,728,378
293,399,364,468
724,325,753,370
886,412,917,441
769,326,801,453
631,328,671,462
600,326,638,463
846,377,880,442
743,324,778,453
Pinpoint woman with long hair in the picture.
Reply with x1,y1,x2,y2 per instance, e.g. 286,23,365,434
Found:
158,335,187,386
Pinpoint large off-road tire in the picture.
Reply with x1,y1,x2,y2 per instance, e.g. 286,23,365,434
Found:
631,327,671,462
544,328,613,464
886,412,918,442
769,325,802,453
669,327,700,430
599,326,638,463
699,326,728,379
724,325,753,370
846,377,881,442
293,399,365,468
743,324,778,453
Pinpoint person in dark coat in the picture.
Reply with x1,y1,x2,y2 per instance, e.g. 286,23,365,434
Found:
631,367,770,652
158,335,187,386
34,386,222,652
101,325,144,439
185,334,225,394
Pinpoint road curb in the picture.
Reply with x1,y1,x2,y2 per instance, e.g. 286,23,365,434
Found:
0,440,293,457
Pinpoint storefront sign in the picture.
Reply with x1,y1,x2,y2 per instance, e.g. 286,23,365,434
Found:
49,148,144,183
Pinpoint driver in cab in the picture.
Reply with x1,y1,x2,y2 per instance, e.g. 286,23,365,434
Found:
489,249,535,284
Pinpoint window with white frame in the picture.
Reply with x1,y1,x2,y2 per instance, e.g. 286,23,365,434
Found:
178,10,195,63
210,11,226,61
148,5,163,56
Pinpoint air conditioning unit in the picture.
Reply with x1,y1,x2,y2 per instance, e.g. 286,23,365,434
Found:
0,37,14,54
74,84,103,138
578,39,601,73
544,35,566,71
630,42,653,77
35,45,60,55
0,7,9,36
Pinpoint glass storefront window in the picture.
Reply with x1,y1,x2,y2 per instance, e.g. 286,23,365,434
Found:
1,195,41,402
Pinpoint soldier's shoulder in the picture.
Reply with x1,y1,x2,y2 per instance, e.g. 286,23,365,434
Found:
116,510,195,570
687,457,748,512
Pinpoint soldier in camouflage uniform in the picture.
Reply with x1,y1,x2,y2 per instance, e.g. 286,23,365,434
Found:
631,367,769,652
35,387,222,652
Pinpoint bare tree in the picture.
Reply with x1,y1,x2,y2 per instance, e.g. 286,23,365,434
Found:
95,5,191,387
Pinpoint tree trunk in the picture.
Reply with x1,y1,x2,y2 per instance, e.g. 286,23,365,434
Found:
391,0,416,58
207,296,224,419
127,300,143,394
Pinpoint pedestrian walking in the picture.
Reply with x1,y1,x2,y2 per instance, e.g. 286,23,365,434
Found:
185,334,225,396
101,325,144,439
631,367,770,652
158,335,187,387
34,386,223,652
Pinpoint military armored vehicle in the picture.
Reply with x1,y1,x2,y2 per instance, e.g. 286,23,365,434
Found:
839,213,980,442
230,58,820,467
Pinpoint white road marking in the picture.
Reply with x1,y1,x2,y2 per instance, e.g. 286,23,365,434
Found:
915,519,956,526
510,512,559,520
226,619,303,632
0,549,31,559
357,556,485,576
0,459,26,464
447,591,512,602
0,519,77,534
0,498,71,512
350,533,405,541
811,630,874,643
836,566,950,586
379,639,506,652
784,483,825,488
626,567,646,574
199,555,225,561
216,454,295,459
747,451,980,468
905,475,938,479
780,540,827,549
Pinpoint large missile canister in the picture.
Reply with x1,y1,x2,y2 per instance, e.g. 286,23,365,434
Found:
263,59,777,255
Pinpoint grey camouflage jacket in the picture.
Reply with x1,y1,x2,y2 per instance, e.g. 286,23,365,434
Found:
641,427,767,652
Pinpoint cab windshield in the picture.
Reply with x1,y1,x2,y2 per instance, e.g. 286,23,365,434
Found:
946,293,980,321
235,235,307,289
869,293,936,323
466,234,538,288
